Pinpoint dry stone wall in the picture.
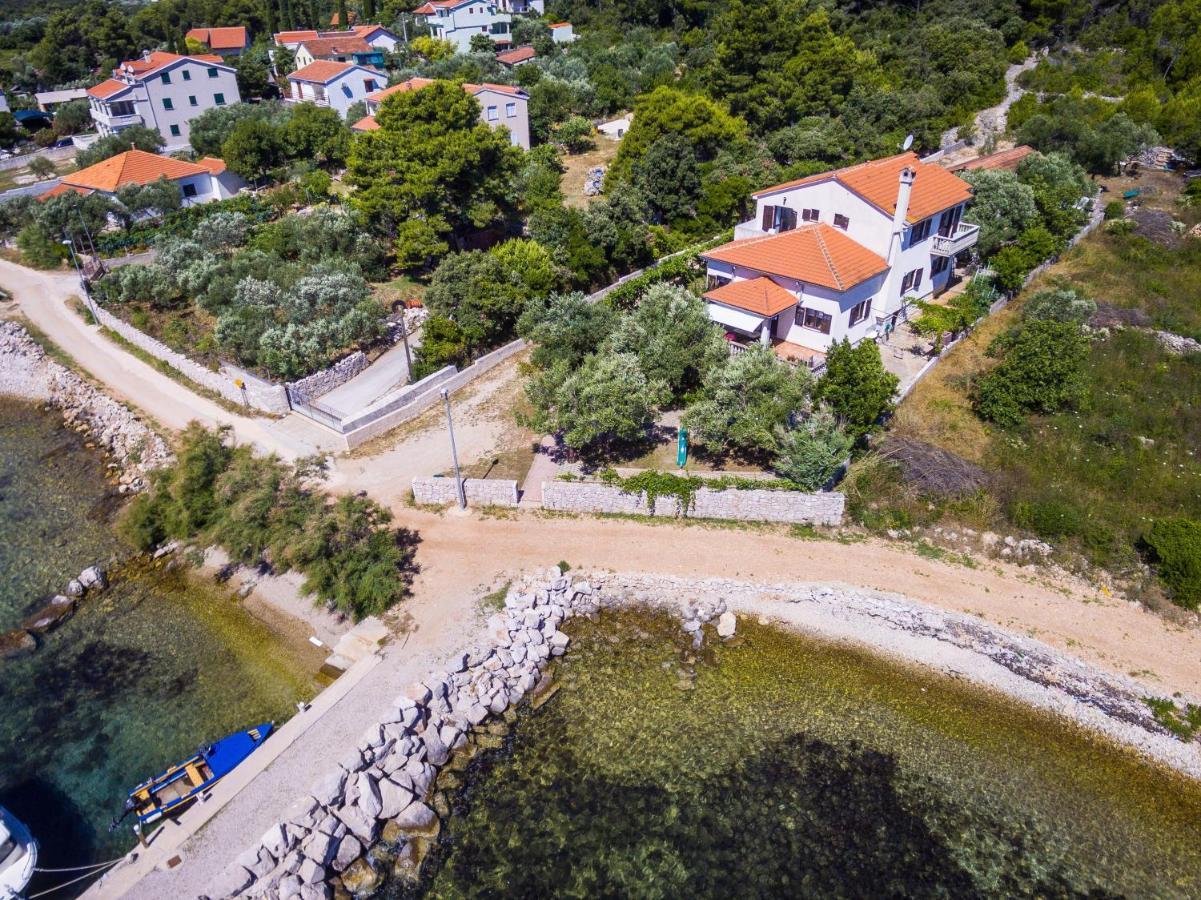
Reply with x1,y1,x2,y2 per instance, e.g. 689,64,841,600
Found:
540,481,844,526
286,352,369,402
411,478,519,507
93,304,290,414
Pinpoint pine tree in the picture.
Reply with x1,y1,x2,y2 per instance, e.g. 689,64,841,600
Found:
338,0,349,27
265,0,278,35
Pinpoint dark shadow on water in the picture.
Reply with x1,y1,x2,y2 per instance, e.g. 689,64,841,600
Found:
1,776,100,897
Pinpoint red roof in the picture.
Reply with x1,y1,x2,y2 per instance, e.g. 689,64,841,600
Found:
753,152,973,224
702,224,889,292
549,22,571,28
61,150,223,193
704,277,798,316
948,145,1035,173
352,24,391,38
298,35,373,58
275,30,320,44
352,115,380,132
496,45,536,65
288,60,372,84
118,51,225,78
463,82,526,96
37,183,95,203
86,78,131,100
186,27,250,50
366,77,525,105
413,0,462,11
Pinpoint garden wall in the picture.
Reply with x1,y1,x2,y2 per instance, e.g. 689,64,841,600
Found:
339,339,527,449
285,351,369,403
411,477,520,507
93,304,292,414
540,481,845,526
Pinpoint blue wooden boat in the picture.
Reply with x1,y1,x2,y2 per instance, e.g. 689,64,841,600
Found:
115,723,273,829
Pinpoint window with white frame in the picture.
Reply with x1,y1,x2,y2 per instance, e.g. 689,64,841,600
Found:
801,208,819,222
849,299,872,326
506,102,516,117
487,105,499,121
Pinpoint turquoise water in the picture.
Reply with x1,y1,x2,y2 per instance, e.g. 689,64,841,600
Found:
0,398,317,895
388,608,1201,898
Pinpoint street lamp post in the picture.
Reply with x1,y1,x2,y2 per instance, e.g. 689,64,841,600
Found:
61,236,98,322
398,312,413,383
441,387,466,509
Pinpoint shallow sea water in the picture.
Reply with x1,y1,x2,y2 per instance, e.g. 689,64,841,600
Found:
0,398,317,894
396,608,1201,899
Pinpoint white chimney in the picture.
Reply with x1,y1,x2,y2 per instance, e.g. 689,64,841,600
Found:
886,166,916,267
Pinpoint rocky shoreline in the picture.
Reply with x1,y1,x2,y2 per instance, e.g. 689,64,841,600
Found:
0,320,171,491
183,568,1200,900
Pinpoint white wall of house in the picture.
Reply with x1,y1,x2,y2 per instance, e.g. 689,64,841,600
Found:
472,88,529,148
174,170,243,205
422,2,512,52
289,69,383,118
361,28,400,51
550,23,575,43
90,58,241,151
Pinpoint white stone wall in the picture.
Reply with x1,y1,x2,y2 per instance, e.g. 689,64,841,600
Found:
411,477,519,507
93,304,291,414
540,481,844,526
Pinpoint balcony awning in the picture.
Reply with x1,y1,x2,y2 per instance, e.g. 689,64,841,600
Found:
706,302,765,335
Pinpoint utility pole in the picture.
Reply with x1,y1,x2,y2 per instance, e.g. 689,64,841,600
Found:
397,311,412,382
62,235,98,322
440,387,466,509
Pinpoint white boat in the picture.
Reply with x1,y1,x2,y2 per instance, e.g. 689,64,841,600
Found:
0,806,36,900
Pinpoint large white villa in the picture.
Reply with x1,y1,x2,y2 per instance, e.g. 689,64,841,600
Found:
85,51,242,152
700,152,979,366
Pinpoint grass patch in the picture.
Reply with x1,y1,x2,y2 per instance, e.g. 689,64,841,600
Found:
479,580,512,613
1143,697,1201,742
559,139,622,210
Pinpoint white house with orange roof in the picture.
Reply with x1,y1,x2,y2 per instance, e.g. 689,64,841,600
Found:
85,51,241,151
38,149,244,208
185,26,251,57
412,0,513,52
700,152,979,366
549,22,575,43
273,24,399,52
286,61,385,119
351,77,530,148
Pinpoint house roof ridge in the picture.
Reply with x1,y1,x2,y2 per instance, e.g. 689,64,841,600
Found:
811,224,843,291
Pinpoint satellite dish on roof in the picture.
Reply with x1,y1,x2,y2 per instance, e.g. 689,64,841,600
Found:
902,134,914,151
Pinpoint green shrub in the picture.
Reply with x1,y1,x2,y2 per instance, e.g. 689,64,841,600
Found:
1142,518,1201,610
1022,288,1097,324
971,321,1089,427
1103,199,1125,220
1010,497,1083,539
16,224,65,269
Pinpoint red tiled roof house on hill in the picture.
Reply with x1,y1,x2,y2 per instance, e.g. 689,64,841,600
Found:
700,152,979,365
86,51,241,152
351,77,530,148
39,149,244,207
286,61,384,119
185,26,251,57
412,0,513,53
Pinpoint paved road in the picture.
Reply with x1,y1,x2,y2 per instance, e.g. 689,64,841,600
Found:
318,332,421,417
0,259,339,459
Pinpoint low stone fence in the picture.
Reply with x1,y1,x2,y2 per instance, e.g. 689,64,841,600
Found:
0,144,75,173
93,304,291,414
411,477,520,507
340,340,527,449
540,481,844,526
286,351,369,403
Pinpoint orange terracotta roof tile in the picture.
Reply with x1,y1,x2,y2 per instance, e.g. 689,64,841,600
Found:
186,27,249,50
62,150,219,193
365,77,434,103
496,45,536,64
195,156,227,175
298,35,373,57
702,223,889,292
704,277,798,316
549,22,571,28
37,183,95,202
352,114,380,132
275,30,320,44
415,0,462,10
352,24,391,38
948,145,1035,173
753,152,973,223
87,78,131,100
287,60,362,83
463,82,526,96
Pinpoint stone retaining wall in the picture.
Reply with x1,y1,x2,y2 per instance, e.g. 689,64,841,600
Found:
286,351,369,403
540,481,844,526
93,304,291,414
411,477,520,507
340,340,527,449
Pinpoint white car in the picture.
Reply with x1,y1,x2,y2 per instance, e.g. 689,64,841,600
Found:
0,806,36,900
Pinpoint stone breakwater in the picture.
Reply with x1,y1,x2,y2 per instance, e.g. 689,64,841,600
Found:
0,320,171,490
202,568,1201,900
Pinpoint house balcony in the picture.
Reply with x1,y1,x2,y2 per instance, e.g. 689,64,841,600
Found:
931,221,980,257
92,108,144,129
734,218,769,240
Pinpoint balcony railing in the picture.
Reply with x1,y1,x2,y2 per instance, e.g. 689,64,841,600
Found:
931,221,980,257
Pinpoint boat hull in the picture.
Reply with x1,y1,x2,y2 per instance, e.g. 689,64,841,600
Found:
128,722,273,827
0,805,37,900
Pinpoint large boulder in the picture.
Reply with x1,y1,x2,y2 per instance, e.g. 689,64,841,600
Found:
392,801,437,835
339,857,380,895
335,804,378,843
716,611,737,638
312,768,347,806
78,565,107,591
421,726,449,766
209,863,254,897
332,834,362,873
0,629,36,660
378,776,415,820
22,595,74,634
355,771,382,819
297,856,325,885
